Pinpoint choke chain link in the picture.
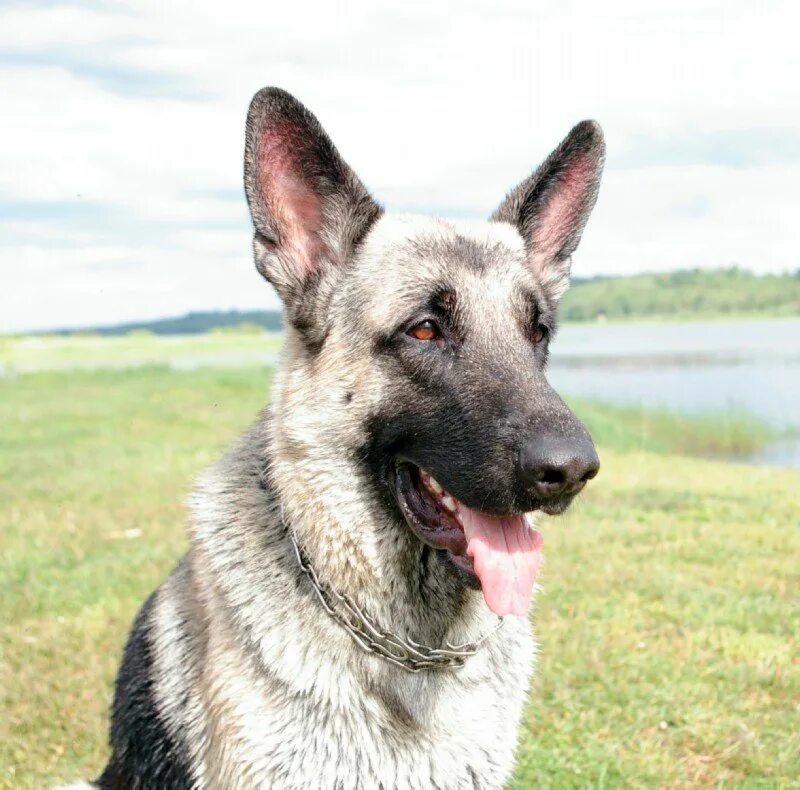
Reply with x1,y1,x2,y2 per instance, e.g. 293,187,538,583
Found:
288,528,503,673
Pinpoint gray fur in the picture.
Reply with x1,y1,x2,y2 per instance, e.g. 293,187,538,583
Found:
89,89,605,790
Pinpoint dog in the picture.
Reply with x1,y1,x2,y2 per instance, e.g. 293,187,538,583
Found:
87,87,604,789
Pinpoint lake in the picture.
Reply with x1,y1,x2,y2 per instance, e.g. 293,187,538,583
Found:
548,318,800,468
3,318,798,467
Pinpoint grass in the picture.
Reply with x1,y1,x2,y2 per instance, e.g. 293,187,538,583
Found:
1,365,798,788
0,330,283,373
569,398,782,458
514,454,800,787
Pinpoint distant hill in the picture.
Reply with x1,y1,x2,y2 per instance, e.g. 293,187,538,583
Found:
47,268,800,336
560,267,800,322
53,309,284,336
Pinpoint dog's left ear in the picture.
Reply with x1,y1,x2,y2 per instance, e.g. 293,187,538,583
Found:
492,120,605,300
244,87,382,326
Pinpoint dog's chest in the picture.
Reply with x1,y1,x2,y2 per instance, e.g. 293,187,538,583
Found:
200,623,534,790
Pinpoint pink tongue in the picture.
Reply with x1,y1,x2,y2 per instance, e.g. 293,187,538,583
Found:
459,507,543,617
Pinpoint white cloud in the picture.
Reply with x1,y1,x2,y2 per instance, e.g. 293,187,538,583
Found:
2,0,799,332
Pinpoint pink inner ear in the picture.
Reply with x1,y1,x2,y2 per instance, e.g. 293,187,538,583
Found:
257,124,327,277
531,152,593,265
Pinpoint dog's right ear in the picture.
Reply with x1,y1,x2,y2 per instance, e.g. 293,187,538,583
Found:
243,88,382,320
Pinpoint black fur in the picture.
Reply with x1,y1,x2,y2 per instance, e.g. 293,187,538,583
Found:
98,590,193,790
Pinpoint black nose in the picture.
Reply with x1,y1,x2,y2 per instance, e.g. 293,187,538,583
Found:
518,435,600,500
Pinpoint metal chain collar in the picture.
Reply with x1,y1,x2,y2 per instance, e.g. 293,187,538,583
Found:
287,528,503,673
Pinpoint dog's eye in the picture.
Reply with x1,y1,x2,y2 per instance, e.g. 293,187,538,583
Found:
407,320,441,342
531,324,548,344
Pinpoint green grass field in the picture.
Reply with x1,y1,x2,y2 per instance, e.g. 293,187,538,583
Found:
1,360,798,788
0,329,283,374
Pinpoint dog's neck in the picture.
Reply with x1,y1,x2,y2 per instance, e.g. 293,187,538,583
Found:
263,381,493,646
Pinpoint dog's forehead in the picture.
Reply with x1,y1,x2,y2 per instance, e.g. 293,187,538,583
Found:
363,214,525,258
351,215,529,326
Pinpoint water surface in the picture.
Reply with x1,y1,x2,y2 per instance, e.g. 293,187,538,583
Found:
548,318,800,468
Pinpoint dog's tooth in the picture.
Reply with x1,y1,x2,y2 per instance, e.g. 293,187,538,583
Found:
428,476,443,495
441,495,456,512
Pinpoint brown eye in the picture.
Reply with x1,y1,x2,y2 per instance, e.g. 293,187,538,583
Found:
531,324,547,344
408,320,440,341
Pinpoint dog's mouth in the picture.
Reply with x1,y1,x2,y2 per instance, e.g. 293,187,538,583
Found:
393,463,543,617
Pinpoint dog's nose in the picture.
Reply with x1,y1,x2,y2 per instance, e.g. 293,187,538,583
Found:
518,435,600,499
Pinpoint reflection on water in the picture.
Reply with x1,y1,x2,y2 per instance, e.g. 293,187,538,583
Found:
548,318,800,468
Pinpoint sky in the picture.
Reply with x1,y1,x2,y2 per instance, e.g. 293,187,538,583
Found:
2,0,799,333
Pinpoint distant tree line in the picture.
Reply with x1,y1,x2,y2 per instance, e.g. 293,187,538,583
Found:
560,267,800,322
46,268,800,336
53,309,285,336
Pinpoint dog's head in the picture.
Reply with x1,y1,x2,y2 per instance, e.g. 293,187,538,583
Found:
244,88,604,617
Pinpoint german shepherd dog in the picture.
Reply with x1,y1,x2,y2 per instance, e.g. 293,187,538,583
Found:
86,88,605,789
